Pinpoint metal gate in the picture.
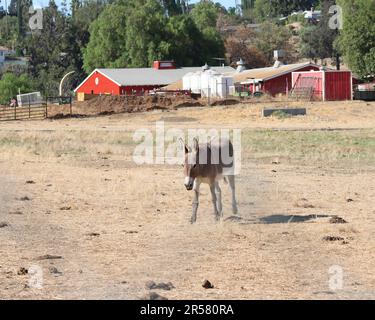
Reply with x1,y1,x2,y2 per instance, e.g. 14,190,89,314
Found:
0,103,47,121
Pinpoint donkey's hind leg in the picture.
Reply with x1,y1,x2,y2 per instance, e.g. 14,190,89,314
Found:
215,181,223,218
228,175,238,214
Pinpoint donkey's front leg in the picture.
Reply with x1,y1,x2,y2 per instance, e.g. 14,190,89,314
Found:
209,183,220,221
191,180,200,224
228,175,238,214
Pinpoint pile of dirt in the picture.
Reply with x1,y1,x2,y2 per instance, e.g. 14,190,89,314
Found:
210,99,241,106
46,95,250,118
73,95,202,116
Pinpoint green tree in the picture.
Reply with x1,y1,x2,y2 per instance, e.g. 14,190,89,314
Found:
336,0,375,79
124,0,170,67
299,1,338,63
190,0,218,30
25,1,78,95
83,0,225,72
83,0,169,71
0,73,33,104
255,21,293,64
190,0,225,64
165,15,206,66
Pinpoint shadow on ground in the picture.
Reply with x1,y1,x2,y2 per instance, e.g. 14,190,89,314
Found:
225,214,330,224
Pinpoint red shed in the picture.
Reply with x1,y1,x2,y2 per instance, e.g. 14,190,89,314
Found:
74,61,234,101
233,62,320,96
291,70,353,101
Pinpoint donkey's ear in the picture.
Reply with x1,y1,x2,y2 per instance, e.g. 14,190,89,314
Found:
179,137,191,153
193,137,199,152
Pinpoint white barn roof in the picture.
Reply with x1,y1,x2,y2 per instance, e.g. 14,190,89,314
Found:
75,66,235,92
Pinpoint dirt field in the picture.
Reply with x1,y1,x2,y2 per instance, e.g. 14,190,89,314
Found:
1,100,375,300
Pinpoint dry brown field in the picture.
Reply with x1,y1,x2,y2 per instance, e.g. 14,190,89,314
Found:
1,99,375,299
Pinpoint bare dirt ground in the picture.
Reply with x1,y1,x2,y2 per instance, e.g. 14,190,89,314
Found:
1,100,375,300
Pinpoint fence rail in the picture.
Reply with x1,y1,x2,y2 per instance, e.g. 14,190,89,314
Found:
0,96,72,121
0,104,47,121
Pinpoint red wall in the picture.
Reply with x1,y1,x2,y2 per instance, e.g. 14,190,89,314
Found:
292,70,353,101
325,71,352,101
76,71,121,95
76,71,166,96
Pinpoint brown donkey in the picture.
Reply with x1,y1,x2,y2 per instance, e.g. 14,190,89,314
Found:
182,137,238,223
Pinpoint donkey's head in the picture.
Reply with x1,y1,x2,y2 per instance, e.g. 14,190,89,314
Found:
182,137,199,191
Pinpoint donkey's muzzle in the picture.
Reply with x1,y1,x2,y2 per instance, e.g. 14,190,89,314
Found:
184,177,194,191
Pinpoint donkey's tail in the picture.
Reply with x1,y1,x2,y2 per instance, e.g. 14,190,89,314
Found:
223,176,229,184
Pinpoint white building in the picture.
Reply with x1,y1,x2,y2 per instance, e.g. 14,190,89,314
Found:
0,46,15,63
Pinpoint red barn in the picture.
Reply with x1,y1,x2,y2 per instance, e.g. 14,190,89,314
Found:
292,70,353,101
233,62,320,96
74,61,234,101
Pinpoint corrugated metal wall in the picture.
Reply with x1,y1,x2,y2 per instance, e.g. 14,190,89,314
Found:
325,71,352,101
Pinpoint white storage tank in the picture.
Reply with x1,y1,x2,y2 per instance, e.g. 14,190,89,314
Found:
182,64,234,98
201,69,220,97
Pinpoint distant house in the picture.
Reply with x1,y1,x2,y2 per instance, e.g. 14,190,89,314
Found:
0,46,15,63
74,61,234,101
303,8,322,22
284,8,322,23
0,46,27,71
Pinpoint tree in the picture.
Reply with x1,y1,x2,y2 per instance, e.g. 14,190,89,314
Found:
160,0,182,15
190,0,218,30
298,1,338,63
336,0,375,79
25,1,78,95
0,73,33,104
83,0,225,72
225,38,268,69
123,0,170,67
255,22,294,64
190,0,225,64
166,15,207,66
82,2,130,72
0,15,18,47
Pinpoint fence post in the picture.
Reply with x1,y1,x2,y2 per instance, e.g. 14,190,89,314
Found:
45,97,48,118
14,103,16,120
28,95,31,119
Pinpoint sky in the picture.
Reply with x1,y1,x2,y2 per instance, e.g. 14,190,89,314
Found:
30,0,236,10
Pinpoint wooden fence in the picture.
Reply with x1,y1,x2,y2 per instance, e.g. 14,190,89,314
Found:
0,96,72,121
0,104,47,121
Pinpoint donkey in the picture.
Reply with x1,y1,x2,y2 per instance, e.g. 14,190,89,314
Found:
182,137,238,223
